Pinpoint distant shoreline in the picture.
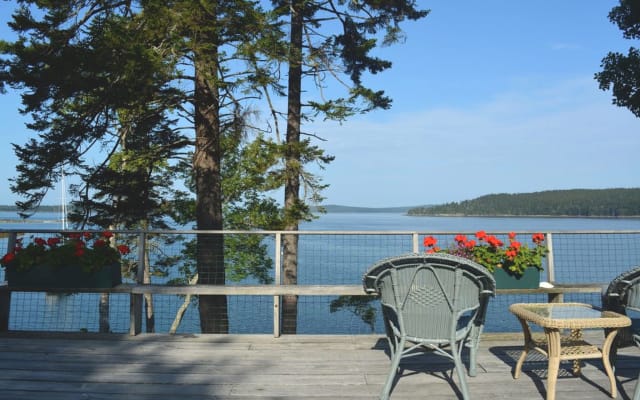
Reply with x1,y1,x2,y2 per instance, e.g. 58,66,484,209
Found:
407,214,640,219
0,219,62,224
2,207,639,220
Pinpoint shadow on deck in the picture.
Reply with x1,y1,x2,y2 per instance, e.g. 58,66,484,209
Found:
0,331,637,400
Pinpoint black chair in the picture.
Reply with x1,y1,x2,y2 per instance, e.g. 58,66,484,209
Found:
602,266,640,400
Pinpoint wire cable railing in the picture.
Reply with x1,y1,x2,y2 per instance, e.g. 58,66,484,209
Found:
1,229,639,335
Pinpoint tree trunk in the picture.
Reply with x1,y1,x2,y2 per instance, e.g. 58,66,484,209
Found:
193,19,228,333
169,273,199,334
281,0,304,334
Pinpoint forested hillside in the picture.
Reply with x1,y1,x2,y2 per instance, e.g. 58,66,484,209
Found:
408,188,640,217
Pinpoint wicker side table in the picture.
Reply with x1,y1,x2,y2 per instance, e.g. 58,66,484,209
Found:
509,302,631,400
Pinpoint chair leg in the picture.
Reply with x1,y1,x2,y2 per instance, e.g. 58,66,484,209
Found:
633,370,640,400
467,335,479,377
380,337,405,400
451,341,470,400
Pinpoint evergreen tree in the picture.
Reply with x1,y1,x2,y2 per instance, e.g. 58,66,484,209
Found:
271,0,428,333
0,0,283,333
596,0,640,117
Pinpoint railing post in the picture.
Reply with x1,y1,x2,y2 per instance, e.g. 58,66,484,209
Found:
273,233,281,338
0,283,8,332
545,233,562,302
0,232,17,332
129,231,145,335
412,233,419,253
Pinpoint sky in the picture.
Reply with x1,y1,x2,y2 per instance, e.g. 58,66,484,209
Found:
0,0,639,208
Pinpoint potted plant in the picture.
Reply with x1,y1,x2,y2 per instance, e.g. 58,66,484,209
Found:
423,231,548,289
1,231,131,289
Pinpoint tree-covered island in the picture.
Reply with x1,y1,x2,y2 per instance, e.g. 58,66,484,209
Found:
408,188,640,217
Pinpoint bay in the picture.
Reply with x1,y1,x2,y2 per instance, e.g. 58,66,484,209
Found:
302,212,640,231
3,209,639,231
0,211,63,230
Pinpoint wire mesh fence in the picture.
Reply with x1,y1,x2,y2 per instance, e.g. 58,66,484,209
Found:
1,229,640,334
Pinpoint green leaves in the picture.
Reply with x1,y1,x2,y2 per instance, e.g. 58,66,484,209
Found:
423,232,549,276
596,48,640,118
596,0,640,118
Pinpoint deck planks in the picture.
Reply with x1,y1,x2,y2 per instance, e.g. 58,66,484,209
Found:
0,332,637,400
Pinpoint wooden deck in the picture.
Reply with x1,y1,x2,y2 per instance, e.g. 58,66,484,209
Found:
0,331,638,400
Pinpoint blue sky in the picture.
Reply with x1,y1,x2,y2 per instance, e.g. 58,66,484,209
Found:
1,0,639,208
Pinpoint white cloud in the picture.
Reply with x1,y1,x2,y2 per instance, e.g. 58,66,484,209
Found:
314,77,640,206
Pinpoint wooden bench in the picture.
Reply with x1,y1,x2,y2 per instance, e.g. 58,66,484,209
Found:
0,282,605,336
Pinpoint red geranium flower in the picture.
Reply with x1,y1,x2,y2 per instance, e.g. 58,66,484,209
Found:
532,233,545,244
0,231,130,273
422,231,548,276
117,245,130,255
454,234,468,244
486,235,503,248
1,252,15,265
423,236,437,248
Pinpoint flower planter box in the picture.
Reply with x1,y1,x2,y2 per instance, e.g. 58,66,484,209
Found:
493,267,540,289
5,263,122,289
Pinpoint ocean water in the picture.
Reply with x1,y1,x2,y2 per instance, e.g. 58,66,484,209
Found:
0,211,63,229
3,210,639,232
2,211,640,334
303,212,640,231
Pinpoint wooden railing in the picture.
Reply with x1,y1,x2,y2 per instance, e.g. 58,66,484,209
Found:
1,229,638,336
0,281,605,336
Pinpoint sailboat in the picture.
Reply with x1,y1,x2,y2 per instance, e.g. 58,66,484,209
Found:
60,168,69,230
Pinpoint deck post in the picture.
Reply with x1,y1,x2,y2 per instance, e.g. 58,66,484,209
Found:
273,233,282,338
129,232,145,335
0,284,9,332
545,233,562,302
0,233,17,332
412,233,419,253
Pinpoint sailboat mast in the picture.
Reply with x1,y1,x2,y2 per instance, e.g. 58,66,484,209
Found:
60,169,68,230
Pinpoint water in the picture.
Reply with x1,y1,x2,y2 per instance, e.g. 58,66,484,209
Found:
0,211,63,230
3,210,639,231
3,211,640,334
303,212,640,231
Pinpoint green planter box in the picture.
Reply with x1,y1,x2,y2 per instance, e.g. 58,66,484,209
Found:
493,267,541,289
5,263,122,289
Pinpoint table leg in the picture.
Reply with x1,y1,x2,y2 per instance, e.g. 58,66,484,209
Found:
601,328,620,398
514,348,529,379
545,328,561,400
569,329,583,375
514,317,532,379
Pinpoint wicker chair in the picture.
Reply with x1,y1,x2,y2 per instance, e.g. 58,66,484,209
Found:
602,266,640,400
362,253,496,400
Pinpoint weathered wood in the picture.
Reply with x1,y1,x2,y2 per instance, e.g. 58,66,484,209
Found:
130,292,142,336
0,282,607,337
0,282,136,293
0,282,605,297
0,332,636,400
497,283,605,303
0,284,9,332
129,284,371,296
